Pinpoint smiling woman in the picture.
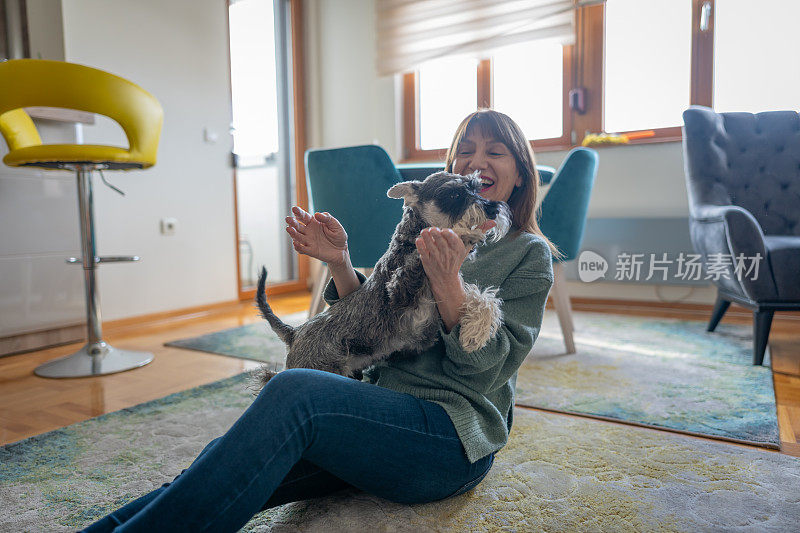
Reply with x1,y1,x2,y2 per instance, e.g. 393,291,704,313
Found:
80,109,558,533
444,110,556,256
451,131,522,203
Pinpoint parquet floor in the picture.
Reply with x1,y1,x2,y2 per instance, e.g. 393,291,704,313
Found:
0,292,308,446
1,291,798,458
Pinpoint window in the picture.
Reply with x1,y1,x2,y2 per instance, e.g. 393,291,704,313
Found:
713,0,800,113
418,56,477,150
493,40,565,141
405,42,570,161
603,0,692,133
403,0,796,160
416,43,565,150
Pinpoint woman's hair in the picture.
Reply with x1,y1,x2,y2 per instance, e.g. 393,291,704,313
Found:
444,109,560,257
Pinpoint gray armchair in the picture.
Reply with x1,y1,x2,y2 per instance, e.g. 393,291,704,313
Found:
682,106,800,365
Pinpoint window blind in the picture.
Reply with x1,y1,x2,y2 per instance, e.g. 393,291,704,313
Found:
376,0,601,76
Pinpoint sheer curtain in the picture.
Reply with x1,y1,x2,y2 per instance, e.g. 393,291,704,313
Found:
376,0,600,76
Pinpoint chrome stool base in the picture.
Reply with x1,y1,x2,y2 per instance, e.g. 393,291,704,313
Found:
34,342,153,378
34,166,153,379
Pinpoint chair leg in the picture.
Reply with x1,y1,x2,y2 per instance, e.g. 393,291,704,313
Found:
551,262,576,354
707,296,731,332
34,167,153,378
753,309,774,366
308,265,332,318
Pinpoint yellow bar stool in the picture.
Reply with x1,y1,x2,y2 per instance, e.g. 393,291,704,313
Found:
0,59,163,378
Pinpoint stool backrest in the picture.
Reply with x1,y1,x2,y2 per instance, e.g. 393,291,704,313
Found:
0,59,163,167
305,145,404,268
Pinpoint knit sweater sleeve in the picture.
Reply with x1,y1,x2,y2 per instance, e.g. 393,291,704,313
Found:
322,269,367,306
439,239,553,383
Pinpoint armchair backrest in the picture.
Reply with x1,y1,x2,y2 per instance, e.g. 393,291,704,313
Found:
682,106,800,236
538,147,599,262
305,145,404,268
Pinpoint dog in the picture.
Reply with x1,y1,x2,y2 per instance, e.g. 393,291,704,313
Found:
253,170,512,386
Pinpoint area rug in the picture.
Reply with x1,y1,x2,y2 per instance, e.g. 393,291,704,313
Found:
165,312,307,366
515,312,779,449
165,310,778,448
1,373,799,532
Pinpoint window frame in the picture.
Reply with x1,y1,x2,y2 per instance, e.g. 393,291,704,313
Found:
401,0,716,161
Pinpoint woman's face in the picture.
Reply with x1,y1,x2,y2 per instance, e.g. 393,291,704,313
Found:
452,127,522,203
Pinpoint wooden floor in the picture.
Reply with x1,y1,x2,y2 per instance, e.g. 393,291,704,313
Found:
1,291,799,459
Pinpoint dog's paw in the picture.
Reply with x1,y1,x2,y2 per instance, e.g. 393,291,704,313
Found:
458,283,503,352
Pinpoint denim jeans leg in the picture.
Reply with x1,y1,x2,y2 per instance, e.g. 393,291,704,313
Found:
85,368,492,532
83,449,350,532
295,383,492,504
260,458,352,509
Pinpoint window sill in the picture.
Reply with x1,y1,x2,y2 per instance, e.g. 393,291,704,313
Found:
581,134,683,149
400,132,683,164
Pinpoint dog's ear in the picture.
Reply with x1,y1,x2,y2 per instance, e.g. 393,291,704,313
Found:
387,181,421,201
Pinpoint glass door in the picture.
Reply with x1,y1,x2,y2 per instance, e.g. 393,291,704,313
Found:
228,0,295,290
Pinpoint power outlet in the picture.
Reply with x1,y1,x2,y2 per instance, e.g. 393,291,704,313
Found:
160,217,177,236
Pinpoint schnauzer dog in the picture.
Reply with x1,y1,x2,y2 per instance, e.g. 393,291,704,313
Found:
254,171,511,386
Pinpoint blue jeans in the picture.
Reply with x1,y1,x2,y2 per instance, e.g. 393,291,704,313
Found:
82,368,494,532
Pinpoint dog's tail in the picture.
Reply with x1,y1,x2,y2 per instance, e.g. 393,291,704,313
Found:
256,267,296,346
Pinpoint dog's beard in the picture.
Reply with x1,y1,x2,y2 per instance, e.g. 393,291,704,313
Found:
488,203,512,242
451,203,511,246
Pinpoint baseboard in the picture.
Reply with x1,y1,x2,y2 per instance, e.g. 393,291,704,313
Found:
0,300,242,357
0,324,85,357
103,300,243,335
239,280,311,301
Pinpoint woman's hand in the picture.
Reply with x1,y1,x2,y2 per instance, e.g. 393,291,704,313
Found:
286,206,361,299
416,221,496,332
415,228,469,292
285,206,349,266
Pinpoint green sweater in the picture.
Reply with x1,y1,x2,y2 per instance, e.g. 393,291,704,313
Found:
324,231,554,463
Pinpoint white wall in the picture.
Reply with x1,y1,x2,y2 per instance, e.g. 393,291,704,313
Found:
536,142,690,218
57,0,238,320
305,0,398,156
25,0,65,61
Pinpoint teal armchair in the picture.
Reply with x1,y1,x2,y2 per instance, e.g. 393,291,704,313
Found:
538,148,599,353
304,145,404,315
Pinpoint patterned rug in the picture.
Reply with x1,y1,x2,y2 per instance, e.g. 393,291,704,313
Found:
1,373,798,532
516,312,779,448
165,312,306,366
165,311,778,448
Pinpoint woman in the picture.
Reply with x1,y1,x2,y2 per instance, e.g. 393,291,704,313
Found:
83,109,556,532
